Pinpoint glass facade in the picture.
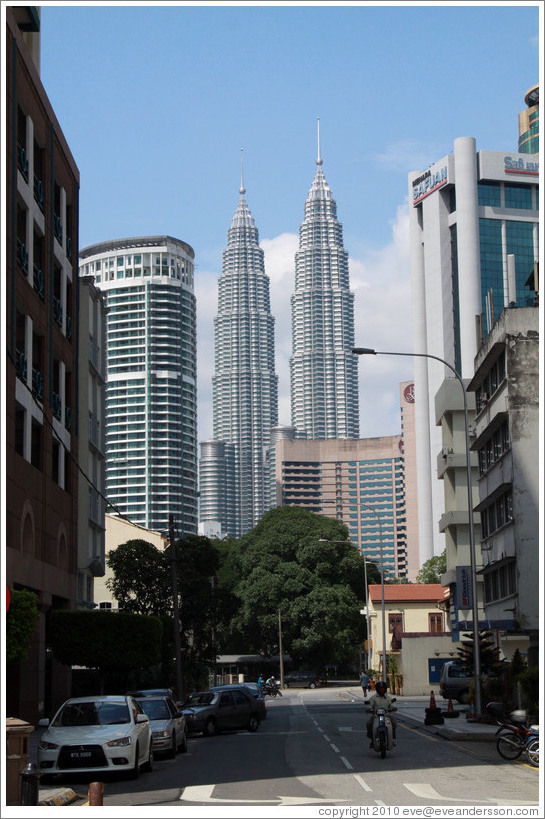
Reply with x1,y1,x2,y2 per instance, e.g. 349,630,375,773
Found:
80,237,198,534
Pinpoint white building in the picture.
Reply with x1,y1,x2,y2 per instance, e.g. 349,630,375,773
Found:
290,125,359,440
77,276,107,607
408,138,539,566
79,236,198,535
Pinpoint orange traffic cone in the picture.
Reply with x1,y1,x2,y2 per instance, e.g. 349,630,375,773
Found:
447,698,454,714
466,699,476,721
429,690,437,709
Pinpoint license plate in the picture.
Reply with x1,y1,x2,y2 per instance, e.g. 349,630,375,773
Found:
70,750,92,759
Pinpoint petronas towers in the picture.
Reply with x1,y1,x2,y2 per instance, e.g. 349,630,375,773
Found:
199,128,358,537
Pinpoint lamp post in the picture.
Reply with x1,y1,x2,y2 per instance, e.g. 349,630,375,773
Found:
360,502,388,685
352,346,482,716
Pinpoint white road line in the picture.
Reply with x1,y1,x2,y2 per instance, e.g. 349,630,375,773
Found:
340,756,353,770
339,726,353,731
317,726,323,733
330,743,340,753
323,734,330,742
354,774,372,792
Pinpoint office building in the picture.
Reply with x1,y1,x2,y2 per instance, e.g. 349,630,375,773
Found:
5,6,79,722
399,381,420,581
408,136,539,567
79,236,198,535
204,167,278,537
198,440,237,539
290,125,359,439
275,436,407,578
518,84,539,154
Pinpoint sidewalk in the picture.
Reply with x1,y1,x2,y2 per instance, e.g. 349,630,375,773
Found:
374,694,499,742
24,727,87,806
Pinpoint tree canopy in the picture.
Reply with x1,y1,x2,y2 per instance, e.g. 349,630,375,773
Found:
6,589,39,663
416,549,447,584
227,506,370,667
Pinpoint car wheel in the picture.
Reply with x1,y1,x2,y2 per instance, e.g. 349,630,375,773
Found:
309,682,316,689
247,714,259,732
205,717,217,737
128,743,140,779
143,743,154,773
179,727,188,753
166,730,176,759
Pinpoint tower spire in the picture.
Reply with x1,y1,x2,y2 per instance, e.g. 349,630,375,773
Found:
240,148,246,195
316,117,323,166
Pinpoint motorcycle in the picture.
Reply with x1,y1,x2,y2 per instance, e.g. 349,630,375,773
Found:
525,725,539,768
485,701,536,761
264,681,283,698
366,697,397,759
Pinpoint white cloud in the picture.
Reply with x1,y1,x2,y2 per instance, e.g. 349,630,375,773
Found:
196,204,413,445
372,140,445,173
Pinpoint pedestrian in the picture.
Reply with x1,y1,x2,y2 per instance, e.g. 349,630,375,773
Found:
257,673,264,694
360,669,369,697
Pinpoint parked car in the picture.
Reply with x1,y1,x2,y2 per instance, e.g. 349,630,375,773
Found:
37,695,153,779
134,695,188,758
282,670,325,689
182,688,263,736
210,683,266,721
439,661,473,703
128,688,175,699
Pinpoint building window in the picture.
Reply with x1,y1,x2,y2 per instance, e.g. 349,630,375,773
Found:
388,613,403,633
429,612,443,633
478,181,501,207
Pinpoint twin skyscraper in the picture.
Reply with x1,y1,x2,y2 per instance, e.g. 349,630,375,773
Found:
200,123,360,537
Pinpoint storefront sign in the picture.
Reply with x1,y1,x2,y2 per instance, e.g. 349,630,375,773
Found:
455,566,473,609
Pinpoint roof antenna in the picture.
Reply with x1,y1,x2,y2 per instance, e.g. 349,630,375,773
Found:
316,117,323,166
240,148,246,194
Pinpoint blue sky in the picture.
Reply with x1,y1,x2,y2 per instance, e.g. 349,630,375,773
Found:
37,1,541,442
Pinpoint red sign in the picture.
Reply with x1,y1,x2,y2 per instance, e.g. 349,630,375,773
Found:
6,586,11,613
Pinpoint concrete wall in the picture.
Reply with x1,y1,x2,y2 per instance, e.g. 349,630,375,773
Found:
401,634,457,695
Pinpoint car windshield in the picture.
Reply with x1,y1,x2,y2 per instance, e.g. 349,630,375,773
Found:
186,693,215,707
138,699,171,720
52,701,130,727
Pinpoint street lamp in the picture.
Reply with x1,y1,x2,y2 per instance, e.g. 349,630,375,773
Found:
352,346,482,716
360,502,388,685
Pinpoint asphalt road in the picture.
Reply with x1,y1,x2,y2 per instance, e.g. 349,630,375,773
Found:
34,687,540,811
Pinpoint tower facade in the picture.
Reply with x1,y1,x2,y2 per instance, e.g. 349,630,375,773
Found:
290,124,359,440
518,84,539,154
208,167,278,536
79,236,198,535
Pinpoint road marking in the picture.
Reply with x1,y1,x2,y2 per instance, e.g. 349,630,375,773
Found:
181,784,346,806
404,784,486,803
354,774,372,792
399,722,439,741
330,743,340,753
340,756,353,770
339,726,353,731
323,734,330,742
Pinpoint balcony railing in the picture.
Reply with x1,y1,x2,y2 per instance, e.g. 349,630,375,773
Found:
52,392,62,419
16,349,28,382
53,213,63,243
34,175,45,211
17,239,29,274
17,144,29,182
89,487,100,524
33,265,45,299
32,368,44,400
53,296,63,327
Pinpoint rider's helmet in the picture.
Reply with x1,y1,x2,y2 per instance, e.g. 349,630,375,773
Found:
375,680,387,695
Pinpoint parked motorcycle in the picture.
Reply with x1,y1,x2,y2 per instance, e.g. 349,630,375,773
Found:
526,725,539,768
366,697,397,759
485,701,536,762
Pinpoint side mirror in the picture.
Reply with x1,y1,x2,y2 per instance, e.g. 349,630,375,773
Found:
136,713,149,723
38,718,50,727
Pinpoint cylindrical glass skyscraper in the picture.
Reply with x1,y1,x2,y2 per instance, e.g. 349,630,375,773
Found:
79,236,198,535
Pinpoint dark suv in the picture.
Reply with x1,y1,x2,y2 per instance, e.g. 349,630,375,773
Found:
282,670,326,689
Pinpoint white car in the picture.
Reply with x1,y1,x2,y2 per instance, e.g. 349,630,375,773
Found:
37,695,153,779
134,695,188,757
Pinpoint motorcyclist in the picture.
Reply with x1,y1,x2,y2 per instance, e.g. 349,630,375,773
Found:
366,680,397,747
266,675,277,691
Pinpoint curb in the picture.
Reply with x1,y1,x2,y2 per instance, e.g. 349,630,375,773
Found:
39,788,80,806
398,712,496,742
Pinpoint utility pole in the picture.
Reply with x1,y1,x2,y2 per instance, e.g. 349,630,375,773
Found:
278,609,284,687
169,514,183,701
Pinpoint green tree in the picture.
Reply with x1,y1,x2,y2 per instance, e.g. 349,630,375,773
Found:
456,629,501,671
106,539,169,615
6,589,39,663
416,549,447,584
228,506,368,668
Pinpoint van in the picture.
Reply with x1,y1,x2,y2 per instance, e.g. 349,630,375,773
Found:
439,661,473,703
